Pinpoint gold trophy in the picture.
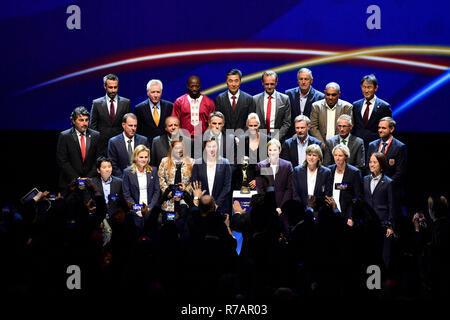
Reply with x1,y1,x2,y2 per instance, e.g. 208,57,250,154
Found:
240,156,250,194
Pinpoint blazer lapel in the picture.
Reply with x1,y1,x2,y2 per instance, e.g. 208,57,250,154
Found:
71,129,82,160
202,163,209,194
367,98,380,127
101,97,111,124
294,88,301,115
85,130,91,157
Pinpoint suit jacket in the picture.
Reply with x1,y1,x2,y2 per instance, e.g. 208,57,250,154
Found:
352,97,391,148
171,94,215,135
56,127,100,190
91,175,123,200
107,133,150,177
285,86,325,135
366,137,407,188
191,157,232,213
328,164,362,218
150,133,192,167
256,158,293,208
363,174,394,223
214,90,255,131
122,166,160,209
280,135,323,167
310,99,353,144
291,165,332,206
90,95,131,156
135,99,173,145
323,134,365,170
253,91,291,142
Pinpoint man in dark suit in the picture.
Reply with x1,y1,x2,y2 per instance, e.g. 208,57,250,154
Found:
91,156,123,208
323,114,365,170
135,79,173,145
214,69,255,132
285,68,325,137
253,70,291,143
90,73,131,156
202,111,237,165
56,106,100,191
150,116,192,167
107,113,149,177
281,115,322,168
367,117,407,199
352,74,392,151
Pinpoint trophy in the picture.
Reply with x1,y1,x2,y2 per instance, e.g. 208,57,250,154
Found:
240,156,250,194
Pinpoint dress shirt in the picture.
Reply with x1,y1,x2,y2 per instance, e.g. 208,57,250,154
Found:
75,129,87,149
101,176,112,204
207,164,216,196
297,136,309,167
332,171,344,212
370,174,382,194
340,134,350,145
228,90,240,107
106,95,118,115
137,169,148,205
361,95,377,120
264,90,277,133
123,132,135,151
270,164,278,181
299,88,310,114
326,104,337,139
307,167,318,196
187,95,204,127
149,99,161,119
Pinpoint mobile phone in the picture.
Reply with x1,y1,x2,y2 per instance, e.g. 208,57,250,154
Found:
167,213,175,221
78,178,86,187
48,193,57,201
174,190,183,198
20,187,40,204
335,183,348,190
133,204,142,213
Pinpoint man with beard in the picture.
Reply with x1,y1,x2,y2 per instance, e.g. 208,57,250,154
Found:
280,115,322,168
90,73,131,156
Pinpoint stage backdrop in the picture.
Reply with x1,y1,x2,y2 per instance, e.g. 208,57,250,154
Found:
1,0,449,132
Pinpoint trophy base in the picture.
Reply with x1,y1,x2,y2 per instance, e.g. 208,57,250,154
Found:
240,187,250,194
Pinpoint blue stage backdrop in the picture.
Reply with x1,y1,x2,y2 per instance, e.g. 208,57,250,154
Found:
1,0,449,131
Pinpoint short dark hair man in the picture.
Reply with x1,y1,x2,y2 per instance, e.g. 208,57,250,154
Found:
90,73,131,156
352,74,392,151
107,113,150,177
56,106,100,191
214,69,255,131
135,79,173,145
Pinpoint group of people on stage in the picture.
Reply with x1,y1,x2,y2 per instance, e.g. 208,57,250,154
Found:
55,68,407,262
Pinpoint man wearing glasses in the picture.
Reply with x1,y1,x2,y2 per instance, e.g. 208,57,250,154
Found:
310,82,353,145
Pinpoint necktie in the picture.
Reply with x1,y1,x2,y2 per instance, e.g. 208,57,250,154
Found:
80,133,86,162
363,100,371,125
266,95,272,133
127,139,133,164
342,138,347,145
380,142,387,154
110,99,115,124
232,96,236,111
153,105,160,126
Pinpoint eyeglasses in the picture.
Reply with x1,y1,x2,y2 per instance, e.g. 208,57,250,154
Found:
337,125,350,128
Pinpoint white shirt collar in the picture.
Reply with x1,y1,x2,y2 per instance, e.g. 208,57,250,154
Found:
123,132,134,142
264,90,277,99
228,90,240,99
299,87,311,98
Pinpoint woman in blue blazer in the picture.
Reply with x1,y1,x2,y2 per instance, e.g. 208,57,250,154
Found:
191,137,232,214
328,144,362,225
292,144,332,206
122,144,160,213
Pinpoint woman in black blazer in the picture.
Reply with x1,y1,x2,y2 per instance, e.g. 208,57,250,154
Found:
328,144,362,225
363,152,395,269
291,144,332,206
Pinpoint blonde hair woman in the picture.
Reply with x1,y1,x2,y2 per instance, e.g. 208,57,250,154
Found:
158,138,195,213
122,144,160,213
